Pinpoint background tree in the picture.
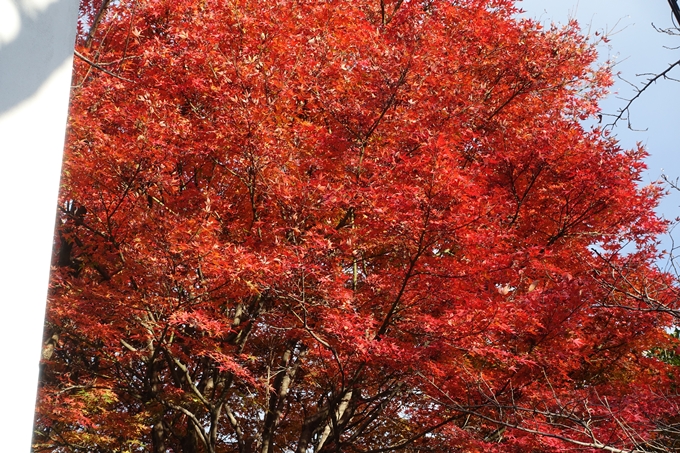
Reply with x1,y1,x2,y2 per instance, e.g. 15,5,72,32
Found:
34,0,680,452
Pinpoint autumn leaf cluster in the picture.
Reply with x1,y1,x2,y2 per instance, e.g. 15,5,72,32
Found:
34,0,680,452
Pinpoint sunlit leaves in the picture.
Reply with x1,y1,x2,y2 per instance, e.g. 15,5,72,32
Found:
34,0,680,452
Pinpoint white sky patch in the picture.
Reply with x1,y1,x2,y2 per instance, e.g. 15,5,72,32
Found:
0,0,21,45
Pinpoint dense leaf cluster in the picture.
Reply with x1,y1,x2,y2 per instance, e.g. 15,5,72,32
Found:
34,0,680,452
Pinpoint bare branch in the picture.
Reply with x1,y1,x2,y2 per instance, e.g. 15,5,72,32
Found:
668,0,680,27
74,50,135,83
609,58,680,129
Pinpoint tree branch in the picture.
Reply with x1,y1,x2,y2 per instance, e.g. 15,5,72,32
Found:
669,0,680,27
609,57,680,128
74,50,135,83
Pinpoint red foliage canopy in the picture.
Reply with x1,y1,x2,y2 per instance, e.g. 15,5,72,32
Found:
34,0,680,452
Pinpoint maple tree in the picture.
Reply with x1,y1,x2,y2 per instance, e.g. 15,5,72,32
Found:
34,0,680,452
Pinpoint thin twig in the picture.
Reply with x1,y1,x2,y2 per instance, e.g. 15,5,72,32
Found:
74,50,134,83
609,57,680,129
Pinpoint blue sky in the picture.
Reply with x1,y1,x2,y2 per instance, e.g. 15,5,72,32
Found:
520,0,680,261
